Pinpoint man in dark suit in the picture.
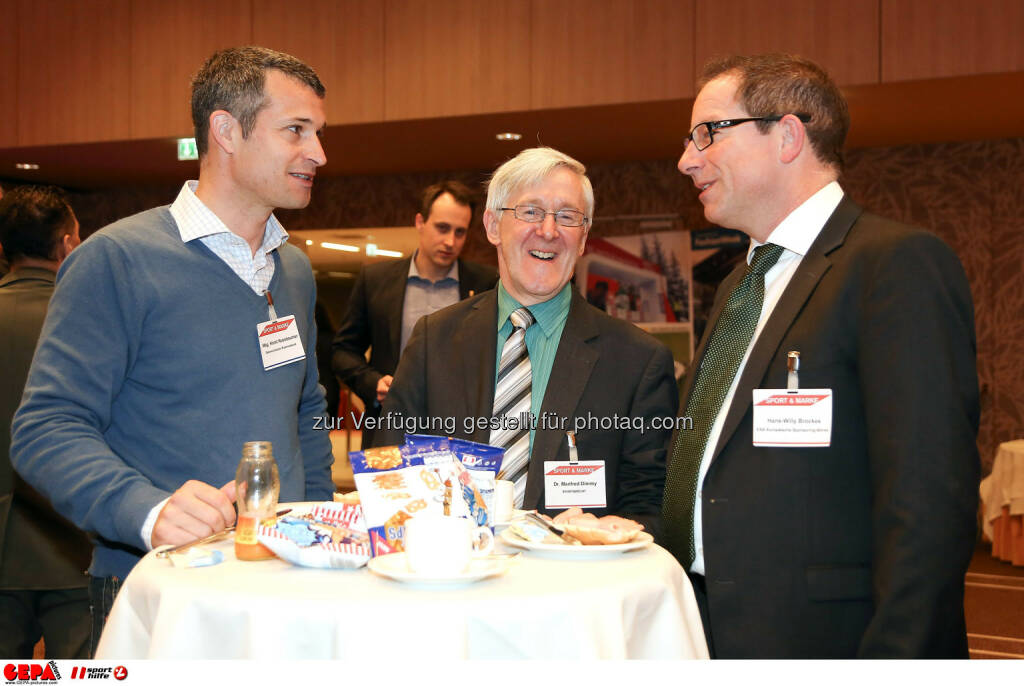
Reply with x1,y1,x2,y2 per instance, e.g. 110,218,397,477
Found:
661,54,979,657
379,147,677,524
0,185,91,658
332,181,497,447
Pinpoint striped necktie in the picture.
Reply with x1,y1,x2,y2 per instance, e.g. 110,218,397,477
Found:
662,243,785,569
492,307,535,507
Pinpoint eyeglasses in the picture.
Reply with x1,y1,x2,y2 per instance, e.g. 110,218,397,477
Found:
685,114,812,151
500,204,589,228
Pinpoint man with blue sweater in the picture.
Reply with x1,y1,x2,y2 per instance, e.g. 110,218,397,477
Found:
11,46,335,652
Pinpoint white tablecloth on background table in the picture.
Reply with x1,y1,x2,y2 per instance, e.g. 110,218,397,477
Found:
980,439,1024,566
95,522,708,659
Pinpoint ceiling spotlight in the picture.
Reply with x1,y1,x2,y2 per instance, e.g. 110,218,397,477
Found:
305,239,313,246
320,241,359,252
495,132,522,141
15,163,40,170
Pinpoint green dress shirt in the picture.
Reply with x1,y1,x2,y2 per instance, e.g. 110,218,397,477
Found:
495,281,572,452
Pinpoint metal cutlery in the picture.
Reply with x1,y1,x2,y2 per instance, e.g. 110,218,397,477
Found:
523,511,578,545
155,507,292,558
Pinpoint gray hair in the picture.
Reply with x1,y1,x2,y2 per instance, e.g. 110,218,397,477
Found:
485,147,594,224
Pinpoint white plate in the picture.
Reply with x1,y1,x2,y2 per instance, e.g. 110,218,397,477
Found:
500,527,653,558
367,553,509,586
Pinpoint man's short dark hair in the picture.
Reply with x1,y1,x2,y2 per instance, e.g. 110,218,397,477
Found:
699,54,849,171
419,181,477,224
0,185,75,262
191,46,326,157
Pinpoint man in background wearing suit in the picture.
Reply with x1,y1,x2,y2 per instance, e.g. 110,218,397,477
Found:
331,181,497,447
0,185,90,658
379,147,676,525
661,54,979,657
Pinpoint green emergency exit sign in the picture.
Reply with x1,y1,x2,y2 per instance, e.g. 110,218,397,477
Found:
177,138,198,161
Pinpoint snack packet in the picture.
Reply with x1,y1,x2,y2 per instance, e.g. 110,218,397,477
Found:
449,457,490,526
402,435,504,525
403,434,455,481
351,445,444,555
449,438,503,525
403,434,462,515
257,502,371,568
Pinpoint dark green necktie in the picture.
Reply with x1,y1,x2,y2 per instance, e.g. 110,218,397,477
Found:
662,243,785,568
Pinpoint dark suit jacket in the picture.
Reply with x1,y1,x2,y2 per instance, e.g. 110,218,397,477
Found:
0,267,92,589
331,257,497,447
378,289,678,527
678,197,979,658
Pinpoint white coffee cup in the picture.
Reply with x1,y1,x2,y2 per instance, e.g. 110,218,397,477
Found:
404,516,495,576
492,479,514,524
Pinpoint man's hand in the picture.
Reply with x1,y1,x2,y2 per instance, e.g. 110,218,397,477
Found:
151,479,237,548
376,375,394,403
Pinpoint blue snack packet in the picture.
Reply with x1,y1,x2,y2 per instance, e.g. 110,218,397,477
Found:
449,438,504,526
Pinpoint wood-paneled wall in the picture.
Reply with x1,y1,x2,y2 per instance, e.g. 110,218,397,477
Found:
384,0,532,120
3,0,1024,148
252,0,386,126
17,0,133,146
694,0,879,86
0,1,19,149
331,1,385,124
130,0,252,141
881,0,1024,81
531,0,694,108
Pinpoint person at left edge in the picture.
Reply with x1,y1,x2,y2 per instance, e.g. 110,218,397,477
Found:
0,186,90,658
10,46,336,648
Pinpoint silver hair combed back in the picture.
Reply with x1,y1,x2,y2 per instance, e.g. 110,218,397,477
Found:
485,147,595,223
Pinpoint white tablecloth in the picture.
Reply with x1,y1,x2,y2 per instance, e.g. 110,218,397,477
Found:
980,439,1024,565
96,526,708,659
980,439,1024,538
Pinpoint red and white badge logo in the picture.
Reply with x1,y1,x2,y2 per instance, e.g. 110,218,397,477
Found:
755,393,830,406
545,464,603,476
259,318,293,337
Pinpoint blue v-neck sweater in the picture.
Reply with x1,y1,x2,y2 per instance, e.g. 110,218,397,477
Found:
12,207,335,579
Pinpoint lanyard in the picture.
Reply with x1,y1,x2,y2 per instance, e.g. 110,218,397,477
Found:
264,290,278,321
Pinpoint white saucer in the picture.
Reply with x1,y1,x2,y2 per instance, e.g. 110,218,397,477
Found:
367,553,509,586
500,528,653,558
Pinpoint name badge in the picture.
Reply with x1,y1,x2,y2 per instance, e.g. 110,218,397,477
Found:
543,460,607,509
256,316,306,371
752,388,833,447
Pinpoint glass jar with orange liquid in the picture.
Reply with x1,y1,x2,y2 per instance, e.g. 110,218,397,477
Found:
234,441,280,561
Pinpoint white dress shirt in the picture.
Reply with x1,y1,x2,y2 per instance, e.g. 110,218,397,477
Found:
691,181,844,575
169,180,289,294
